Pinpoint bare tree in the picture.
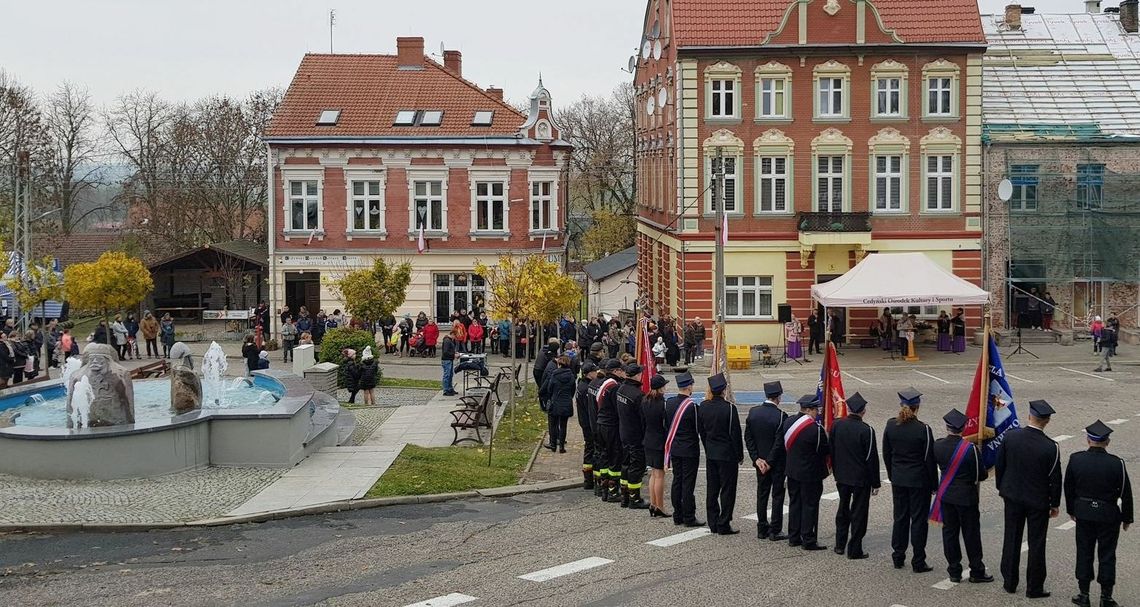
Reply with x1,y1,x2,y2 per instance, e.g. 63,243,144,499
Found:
43,82,106,234
0,70,53,248
557,83,636,216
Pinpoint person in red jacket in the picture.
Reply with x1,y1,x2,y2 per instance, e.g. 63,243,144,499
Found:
422,319,440,357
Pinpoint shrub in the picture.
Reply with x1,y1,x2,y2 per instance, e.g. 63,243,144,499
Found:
319,328,379,388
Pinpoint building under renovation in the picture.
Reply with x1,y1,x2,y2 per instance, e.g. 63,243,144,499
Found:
982,3,1140,333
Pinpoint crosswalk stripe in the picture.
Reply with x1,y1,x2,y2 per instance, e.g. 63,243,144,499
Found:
1053,435,1074,442
1056,521,1077,531
518,557,613,582
913,370,952,384
1021,542,1029,553
742,506,790,521
1058,367,1114,381
932,579,958,590
647,528,711,547
403,593,478,607
822,492,840,501
1108,419,1129,425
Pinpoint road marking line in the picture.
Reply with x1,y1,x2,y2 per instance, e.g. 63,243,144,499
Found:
843,370,872,385
1108,419,1129,425
1058,367,1115,382
882,478,891,484
822,492,840,501
647,528,711,547
1021,542,1029,553
1053,435,1074,443
932,578,959,590
404,593,478,607
1005,372,1035,383
913,370,951,384
743,506,790,521
518,557,613,582
1056,521,1077,531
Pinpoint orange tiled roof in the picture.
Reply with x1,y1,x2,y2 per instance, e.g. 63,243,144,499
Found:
265,54,526,139
671,0,985,47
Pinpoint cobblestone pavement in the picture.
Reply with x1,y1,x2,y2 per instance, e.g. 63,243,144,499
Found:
0,467,286,525
344,407,395,446
333,387,437,406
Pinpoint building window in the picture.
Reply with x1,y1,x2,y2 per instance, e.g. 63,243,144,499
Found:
474,182,506,231
413,180,444,231
434,273,485,324
921,60,959,119
711,79,735,117
709,156,738,212
874,155,903,211
759,78,787,118
927,78,952,116
758,157,787,213
289,180,319,231
818,78,843,117
816,156,844,212
531,181,553,230
926,155,954,210
725,276,773,319
1010,165,1038,212
1076,163,1104,210
351,181,383,231
875,78,901,116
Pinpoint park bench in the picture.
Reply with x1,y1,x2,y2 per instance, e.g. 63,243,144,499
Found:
450,387,493,445
130,360,170,379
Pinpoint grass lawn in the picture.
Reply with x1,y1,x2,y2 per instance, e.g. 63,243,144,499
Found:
68,316,102,338
365,388,547,498
378,377,443,390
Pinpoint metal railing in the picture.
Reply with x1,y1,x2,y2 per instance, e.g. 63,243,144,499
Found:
795,211,873,233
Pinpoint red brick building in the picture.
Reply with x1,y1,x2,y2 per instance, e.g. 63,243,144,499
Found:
265,38,570,325
634,0,986,345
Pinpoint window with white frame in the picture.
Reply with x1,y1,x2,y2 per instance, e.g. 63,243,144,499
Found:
710,156,738,212
705,62,742,120
874,155,903,211
289,180,320,231
870,60,908,119
816,156,844,212
760,78,787,118
927,78,952,116
725,276,773,319
413,180,444,231
758,157,787,213
875,78,902,117
1010,164,1038,212
474,182,506,231
350,181,384,231
711,79,735,117
531,181,553,230
926,155,954,210
818,78,843,117
922,60,959,118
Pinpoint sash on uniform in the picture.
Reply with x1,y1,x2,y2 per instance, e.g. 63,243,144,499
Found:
784,415,815,451
663,397,694,467
929,439,972,524
596,378,617,410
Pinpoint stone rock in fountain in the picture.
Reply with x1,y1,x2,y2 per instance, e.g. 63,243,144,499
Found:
169,342,202,415
66,344,135,428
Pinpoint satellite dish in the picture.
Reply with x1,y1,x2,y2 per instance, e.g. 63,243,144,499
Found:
997,179,1014,201
641,39,652,59
652,40,662,60
658,88,668,107
651,20,661,38
627,56,637,73
646,98,655,116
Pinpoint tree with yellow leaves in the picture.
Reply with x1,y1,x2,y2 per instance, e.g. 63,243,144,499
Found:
5,256,65,324
64,251,154,333
580,209,635,262
324,259,412,328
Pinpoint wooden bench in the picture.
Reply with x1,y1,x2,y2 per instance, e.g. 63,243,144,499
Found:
130,360,170,379
450,388,493,445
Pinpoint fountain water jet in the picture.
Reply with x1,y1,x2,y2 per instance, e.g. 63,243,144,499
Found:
201,342,228,406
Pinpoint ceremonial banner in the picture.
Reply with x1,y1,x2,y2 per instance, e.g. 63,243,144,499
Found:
814,342,847,434
710,322,735,403
636,316,656,394
963,330,1020,469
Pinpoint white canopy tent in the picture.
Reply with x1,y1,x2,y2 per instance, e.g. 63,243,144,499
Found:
810,252,990,308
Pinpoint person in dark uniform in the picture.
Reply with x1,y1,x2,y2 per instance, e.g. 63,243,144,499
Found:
642,374,670,518
932,408,993,584
997,399,1062,599
616,363,649,510
745,381,789,541
697,373,743,535
830,392,879,559
594,359,626,503
883,387,938,573
665,372,702,527
765,393,830,550
585,362,608,497
575,361,598,491
1065,420,1133,607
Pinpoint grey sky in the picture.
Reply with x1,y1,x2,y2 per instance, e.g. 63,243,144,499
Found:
0,0,1102,110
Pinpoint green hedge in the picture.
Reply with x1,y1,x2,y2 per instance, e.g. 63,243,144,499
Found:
319,328,379,388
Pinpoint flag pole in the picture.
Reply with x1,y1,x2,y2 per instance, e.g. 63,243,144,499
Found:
975,304,990,446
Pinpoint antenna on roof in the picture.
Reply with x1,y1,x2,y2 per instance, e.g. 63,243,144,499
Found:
432,41,445,58
328,9,335,53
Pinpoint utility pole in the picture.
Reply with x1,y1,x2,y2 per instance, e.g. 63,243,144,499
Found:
713,147,725,327
14,150,30,331
329,9,336,53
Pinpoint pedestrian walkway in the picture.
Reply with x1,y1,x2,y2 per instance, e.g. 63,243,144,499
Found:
363,390,469,448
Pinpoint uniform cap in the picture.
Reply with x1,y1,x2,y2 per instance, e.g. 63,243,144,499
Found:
763,381,783,397
708,373,727,393
943,408,968,431
650,375,669,390
590,342,605,352
898,387,922,407
604,358,622,371
846,392,868,413
624,363,643,376
676,372,695,388
581,361,598,374
1086,420,1113,442
1028,399,1055,417
797,394,821,408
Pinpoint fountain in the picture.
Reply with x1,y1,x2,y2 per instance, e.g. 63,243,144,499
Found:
70,376,94,429
201,342,228,406
65,344,135,428
169,342,203,415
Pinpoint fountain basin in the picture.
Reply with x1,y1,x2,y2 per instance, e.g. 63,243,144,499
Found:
0,371,342,480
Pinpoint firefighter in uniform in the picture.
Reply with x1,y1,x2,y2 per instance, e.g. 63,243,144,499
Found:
745,380,789,541
883,387,938,573
1065,420,1133,607
575,361,598,490
615,363,649,509
996,399,1062,599
697,373,743,535
932,408,993,583
829,392,879,559
664,372,703,527
595,359,626,503
585,361,608,497
766,393,830,550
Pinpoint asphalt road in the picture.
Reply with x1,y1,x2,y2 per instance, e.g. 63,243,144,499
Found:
2,357,1138,606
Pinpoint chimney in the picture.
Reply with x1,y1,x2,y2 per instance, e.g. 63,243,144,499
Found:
486,86,504,101
1123,0,1139,33
396,37,425,68
1005,4,1022,30
1086,0,1101,12
443,50,462,77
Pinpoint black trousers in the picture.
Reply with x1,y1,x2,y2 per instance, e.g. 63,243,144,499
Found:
1000,498,1050,593
787,477,823,545
577,413,594,470
835,483,872,556
546,414,568,446
809,335,822,354
622,444,646,488
941,501,986,578
670,455,699,525
754,469,786,537
891,485,932,566
1075,519,1120,590
597,424,623,480
705,459,738,532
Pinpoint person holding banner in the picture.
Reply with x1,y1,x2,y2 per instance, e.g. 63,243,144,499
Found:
697,373,744,535
931,409,993,584
765,394,830,551
745,381,790,542
830,392,879,559
642,375,670,518
883,387,938,573
615,364,650,510
665,372,703,528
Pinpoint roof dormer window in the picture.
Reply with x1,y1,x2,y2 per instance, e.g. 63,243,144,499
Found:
472,110,494,126
419,110,444,126
316,109,340,126
394,110,417,126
